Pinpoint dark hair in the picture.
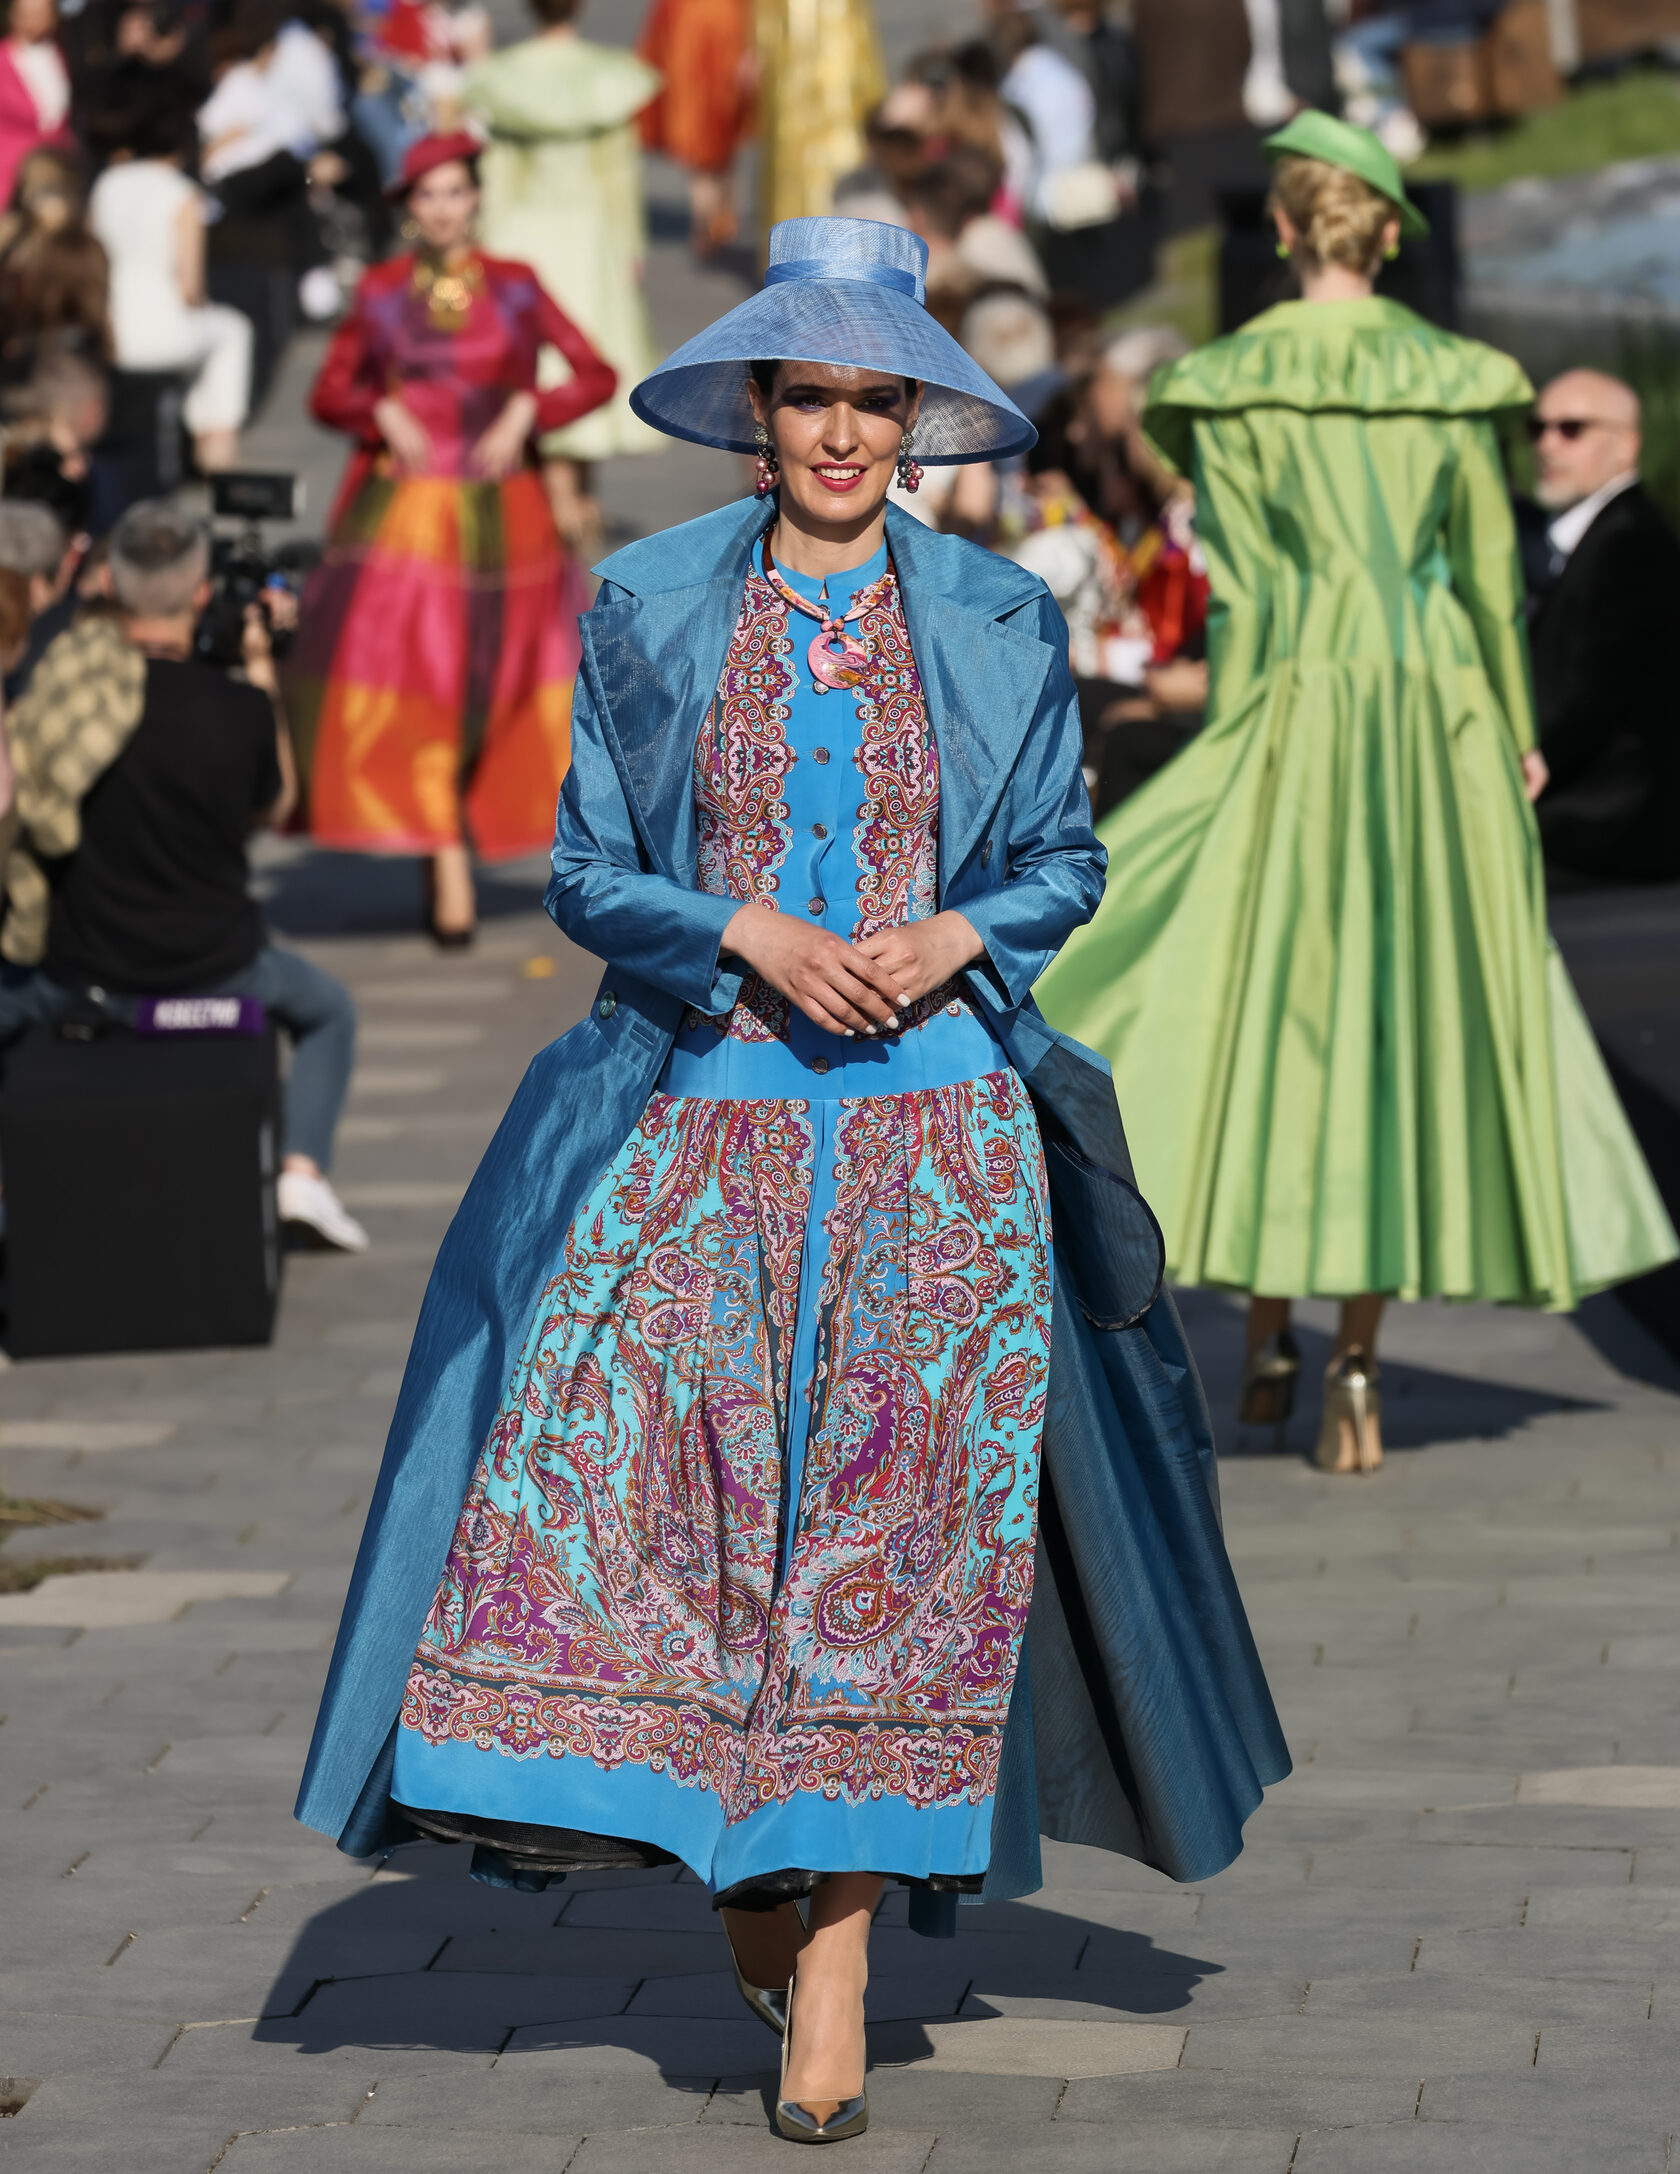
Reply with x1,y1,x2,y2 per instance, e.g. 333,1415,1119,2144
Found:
528,0,581,21
87,75,200,164
900,150,998,239
749,360,920,400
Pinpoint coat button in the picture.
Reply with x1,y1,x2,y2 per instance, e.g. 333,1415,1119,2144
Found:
981,839,992,866
809,897,825,914
812,747,830,765
812,1057,830,1074
597,992,616,1019
812,822,827,838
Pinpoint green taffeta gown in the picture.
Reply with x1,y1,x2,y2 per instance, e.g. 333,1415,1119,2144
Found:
1034,298,1676,1307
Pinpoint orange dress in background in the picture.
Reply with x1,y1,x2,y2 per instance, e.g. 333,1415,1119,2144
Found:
285,253,614,861
636,0,754,175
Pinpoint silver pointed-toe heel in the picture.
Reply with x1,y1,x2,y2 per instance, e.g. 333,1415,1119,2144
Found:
1315,1346,1382,1474
721,1922,791,2036
775,1966,869,2144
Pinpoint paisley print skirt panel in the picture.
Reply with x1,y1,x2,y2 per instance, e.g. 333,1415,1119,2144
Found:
394,1068,1051,1890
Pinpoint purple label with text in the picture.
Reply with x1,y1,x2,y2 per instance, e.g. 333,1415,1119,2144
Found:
133,997,267,1036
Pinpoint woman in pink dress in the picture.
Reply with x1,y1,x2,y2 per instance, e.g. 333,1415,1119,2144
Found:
0,0,71,210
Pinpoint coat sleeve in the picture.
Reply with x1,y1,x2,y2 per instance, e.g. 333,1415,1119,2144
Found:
309,290,382,440
1190,412,1275,724
1445,416,1537,755
958,591,1107,1010
530,284,617,438
545,584,744,1015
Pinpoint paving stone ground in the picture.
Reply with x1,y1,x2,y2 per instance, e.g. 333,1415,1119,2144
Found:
5,5,1680,2162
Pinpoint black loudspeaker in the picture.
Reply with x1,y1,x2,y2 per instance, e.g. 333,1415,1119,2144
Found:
1216,178,1462,334
0,1022,282,1358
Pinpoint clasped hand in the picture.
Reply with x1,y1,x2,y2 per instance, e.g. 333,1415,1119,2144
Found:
721,905,983,1040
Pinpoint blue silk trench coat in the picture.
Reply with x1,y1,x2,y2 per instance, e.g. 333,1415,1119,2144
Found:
296,497,1290,1916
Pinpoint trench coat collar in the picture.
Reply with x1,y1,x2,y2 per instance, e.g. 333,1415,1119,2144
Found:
583,496,1053,890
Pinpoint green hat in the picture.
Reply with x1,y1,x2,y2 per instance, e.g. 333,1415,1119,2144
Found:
1263,109,1429,240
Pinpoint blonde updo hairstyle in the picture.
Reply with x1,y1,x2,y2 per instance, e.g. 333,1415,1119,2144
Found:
1268,153,1396,277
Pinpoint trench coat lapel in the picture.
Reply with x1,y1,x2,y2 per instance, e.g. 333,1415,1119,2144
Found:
884,506,1051,885
578,498,771,883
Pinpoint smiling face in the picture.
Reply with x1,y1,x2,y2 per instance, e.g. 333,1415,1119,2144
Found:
746,362,921,538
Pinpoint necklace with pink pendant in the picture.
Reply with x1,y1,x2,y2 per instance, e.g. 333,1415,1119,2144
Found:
761,538,895,695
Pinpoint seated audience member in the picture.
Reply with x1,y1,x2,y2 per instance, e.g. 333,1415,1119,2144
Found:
1527,368,1680,885
0,143,110,368
0,498,369,1251
0,493,75,698
0,343,107,539
90,78,254,472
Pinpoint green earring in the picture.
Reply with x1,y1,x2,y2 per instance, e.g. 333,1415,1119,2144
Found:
1275,240,1290,260
1384,240,1400,260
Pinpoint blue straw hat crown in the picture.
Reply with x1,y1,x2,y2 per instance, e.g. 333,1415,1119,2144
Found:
629,216,1035,465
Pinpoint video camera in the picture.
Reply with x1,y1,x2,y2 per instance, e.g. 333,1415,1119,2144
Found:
194,471,320,671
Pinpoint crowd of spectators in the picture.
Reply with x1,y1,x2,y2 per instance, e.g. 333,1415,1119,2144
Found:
0,0,480,537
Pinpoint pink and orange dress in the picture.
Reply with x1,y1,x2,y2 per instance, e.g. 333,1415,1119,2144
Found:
286,251,614,860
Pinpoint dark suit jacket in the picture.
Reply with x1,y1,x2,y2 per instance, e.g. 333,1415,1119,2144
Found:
1531,481,1680,883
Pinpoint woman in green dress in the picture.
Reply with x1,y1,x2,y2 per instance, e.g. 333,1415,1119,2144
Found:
464,0,663,547
1035,112,1676,1474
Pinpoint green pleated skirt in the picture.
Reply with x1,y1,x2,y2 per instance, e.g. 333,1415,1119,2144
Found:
1034,655,1676,1307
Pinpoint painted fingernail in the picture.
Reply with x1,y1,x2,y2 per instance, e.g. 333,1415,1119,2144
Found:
897,991,911,1005
885,1015,899,1029
845,1028,855,1038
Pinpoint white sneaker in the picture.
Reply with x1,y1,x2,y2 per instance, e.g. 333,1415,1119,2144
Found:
278,1169,369,1253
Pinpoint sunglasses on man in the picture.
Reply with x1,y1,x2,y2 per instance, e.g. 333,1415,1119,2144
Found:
1525,414,1627,442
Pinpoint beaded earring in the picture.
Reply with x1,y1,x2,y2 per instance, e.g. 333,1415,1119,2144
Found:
896,427,923,494
1384,240,1401,261
753,421,778,497
1274,239,1290,260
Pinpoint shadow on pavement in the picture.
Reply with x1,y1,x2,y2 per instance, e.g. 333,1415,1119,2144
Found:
253,848,553,939
1173,1286,1607,1457
250,1844,1220,2079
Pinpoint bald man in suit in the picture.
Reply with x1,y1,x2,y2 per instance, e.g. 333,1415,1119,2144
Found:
1528,368,1680,885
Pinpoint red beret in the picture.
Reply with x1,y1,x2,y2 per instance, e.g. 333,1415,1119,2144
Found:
385,129,483,202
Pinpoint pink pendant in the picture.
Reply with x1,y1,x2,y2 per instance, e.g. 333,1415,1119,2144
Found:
808,623,872,690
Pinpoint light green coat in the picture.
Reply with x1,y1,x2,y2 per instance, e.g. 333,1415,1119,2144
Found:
466,36,662,462
1035,298,1675,1306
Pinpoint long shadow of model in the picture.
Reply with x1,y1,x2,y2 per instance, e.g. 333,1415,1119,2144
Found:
250,1844,1221,2087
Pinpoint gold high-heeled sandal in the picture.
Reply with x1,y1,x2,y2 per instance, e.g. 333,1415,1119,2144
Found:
775,1961,869,2144
720,1918,791,2036
1238,1329,1301,1426
1315,1347,1381,1474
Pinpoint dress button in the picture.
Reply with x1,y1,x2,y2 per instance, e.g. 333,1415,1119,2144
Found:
812,1057,830,1075
812,822,827,838
812,747,830,765
809,897,825,914
597,992,617,1019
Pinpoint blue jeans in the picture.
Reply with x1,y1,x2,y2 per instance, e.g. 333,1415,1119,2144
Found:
0,948,357,1172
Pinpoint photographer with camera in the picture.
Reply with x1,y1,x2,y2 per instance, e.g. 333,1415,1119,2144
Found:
0,496,368,1251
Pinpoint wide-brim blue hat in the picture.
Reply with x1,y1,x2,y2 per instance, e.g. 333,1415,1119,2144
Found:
629,217,1037,465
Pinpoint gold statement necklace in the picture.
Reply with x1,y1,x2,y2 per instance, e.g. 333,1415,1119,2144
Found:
411,249,483,332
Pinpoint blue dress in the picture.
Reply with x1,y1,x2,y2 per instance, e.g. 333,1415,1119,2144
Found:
391,538,1053,1897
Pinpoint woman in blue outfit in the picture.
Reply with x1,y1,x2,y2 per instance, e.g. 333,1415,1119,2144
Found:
297,217,1289,2143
